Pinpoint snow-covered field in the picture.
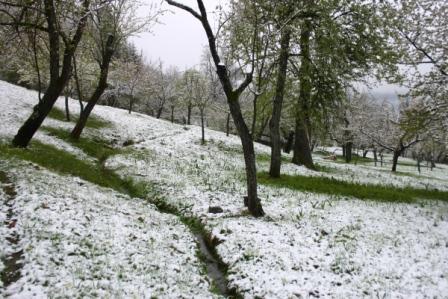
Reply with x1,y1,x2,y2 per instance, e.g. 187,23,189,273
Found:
1,80,448,298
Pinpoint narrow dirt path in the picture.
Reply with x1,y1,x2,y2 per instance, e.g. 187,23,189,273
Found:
0,171,23,291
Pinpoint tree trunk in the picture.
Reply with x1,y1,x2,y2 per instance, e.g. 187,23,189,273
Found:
12,0,89,148
292,117,315,169
269,27,291,178
187,104,192,125
363,150,368,158
391,150,400,172
200,108,205,144
13,82,66,147
373,149,377,167
284,131,294,154
65,94,70,122
128,96,134,114
171,106,175,123
251,94,259,139
71,35,115,140
226,112,230,136
156,106,163,119
345,142,353,163
228,97,264,217
165,0,264,216
292,19,315,170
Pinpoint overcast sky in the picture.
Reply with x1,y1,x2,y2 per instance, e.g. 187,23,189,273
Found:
131,0,406,101
131,0,224,70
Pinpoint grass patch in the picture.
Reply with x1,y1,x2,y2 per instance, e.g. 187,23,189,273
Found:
48,106,112,129
0,141,144,198
256,152,290,164
258,172,448,203
42,126,120,163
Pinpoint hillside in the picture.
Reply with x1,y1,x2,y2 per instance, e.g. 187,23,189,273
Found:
1,81,448,298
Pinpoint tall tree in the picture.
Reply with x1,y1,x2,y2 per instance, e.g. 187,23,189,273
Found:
166,0,264,217
71,0,157,139
2,0,93,147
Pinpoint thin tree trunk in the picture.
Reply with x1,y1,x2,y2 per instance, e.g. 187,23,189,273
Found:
128,96,134,114
373,149,377,166
187,104,192,125
251,94,258,139
226,112,230,136
166,0,264,216
284,131,294,154
200,108,205,144
65,93,70,121
171,106,175,123
363,150,368,158
392,150,400,172
156,105,163,119
31,27,42,102
269,27,291,178
228,97,264,217
71,35,114,140
73,55,84,113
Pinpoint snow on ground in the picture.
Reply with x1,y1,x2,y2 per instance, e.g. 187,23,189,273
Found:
1,81,448,298
0,158,216,298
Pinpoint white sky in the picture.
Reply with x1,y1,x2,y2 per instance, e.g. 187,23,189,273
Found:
131,0,406,101
131,0,224,71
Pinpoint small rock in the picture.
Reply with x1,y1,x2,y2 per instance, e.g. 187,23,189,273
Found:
208,206,224,214
123,139,135,146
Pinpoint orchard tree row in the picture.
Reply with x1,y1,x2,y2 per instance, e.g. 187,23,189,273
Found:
0,0,446,216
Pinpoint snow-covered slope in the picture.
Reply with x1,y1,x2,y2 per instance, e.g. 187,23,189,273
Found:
1,80,448,298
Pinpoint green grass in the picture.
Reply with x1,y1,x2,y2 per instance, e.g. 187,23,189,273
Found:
42,126,121,163
48,106,112,129
258,172,448,203
256,152,290,164
0,140,145,198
